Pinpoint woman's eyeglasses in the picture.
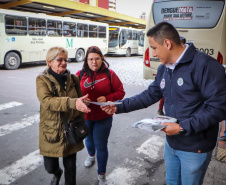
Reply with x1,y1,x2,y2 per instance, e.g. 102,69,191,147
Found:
54,58,70,63
87,57,101,62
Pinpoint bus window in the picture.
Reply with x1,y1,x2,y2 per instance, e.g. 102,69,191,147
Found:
98,26,106,38
28,18,46,36
5,15,27,35
89,25,97,37
119,29,127,47
132,30,138,40
47,20,62,36
63,22,76,37
127,30,132,40
77,23,88,37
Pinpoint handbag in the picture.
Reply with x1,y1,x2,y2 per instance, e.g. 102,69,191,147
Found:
50,75,89,145
62,113,88,144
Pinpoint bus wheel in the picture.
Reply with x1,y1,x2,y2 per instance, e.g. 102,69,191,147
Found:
126,48,131,57
75,49,85,62
4,52,21,70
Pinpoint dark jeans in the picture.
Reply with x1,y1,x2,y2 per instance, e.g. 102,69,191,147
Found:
43,153,77,185
85,116,112,174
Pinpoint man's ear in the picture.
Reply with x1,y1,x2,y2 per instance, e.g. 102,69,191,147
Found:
164,39,172,50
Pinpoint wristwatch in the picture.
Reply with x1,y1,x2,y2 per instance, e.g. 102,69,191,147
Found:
179,128,187,135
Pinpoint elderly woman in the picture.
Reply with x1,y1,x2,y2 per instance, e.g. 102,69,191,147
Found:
36,46,90,185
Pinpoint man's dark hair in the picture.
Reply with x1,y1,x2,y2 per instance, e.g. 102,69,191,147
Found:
147,22,181,45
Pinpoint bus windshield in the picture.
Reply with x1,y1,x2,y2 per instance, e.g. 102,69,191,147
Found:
109,28,119,47
153,0,225,28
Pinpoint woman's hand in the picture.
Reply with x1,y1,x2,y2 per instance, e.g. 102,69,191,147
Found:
97,96,106,102
83,97,91,106
76,94,91,113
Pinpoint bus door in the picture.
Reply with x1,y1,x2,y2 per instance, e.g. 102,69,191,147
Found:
138,31,145,55
119,29,127,48
132,30,138,54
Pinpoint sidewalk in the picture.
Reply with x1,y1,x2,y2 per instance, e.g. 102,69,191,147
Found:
203,121,226,185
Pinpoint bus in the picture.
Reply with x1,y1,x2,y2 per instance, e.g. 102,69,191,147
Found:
108,26,141,57
138,30,145,56
0,9,109,70
143,0,226,79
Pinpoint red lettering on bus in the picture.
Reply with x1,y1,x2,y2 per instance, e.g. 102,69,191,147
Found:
178,7,193,13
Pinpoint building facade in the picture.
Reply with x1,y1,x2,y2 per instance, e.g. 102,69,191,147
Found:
78,0,116,11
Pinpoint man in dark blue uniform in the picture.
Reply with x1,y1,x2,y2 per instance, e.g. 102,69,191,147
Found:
102,22,226,185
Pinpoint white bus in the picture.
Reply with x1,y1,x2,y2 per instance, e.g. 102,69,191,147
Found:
143,0,226,79
138,30,145,56
108,26,141,57
0,9,109,69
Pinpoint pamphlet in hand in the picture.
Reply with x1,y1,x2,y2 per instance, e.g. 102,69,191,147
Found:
132,115,177,132
83,100,122,106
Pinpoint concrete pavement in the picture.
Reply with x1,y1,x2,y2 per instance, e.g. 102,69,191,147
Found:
203,121,226,185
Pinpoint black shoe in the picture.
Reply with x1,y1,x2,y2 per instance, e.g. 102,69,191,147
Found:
157,110,165,116
218,136,226,142
50,169,63,185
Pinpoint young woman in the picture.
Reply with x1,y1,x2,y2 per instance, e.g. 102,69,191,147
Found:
76,46,125,185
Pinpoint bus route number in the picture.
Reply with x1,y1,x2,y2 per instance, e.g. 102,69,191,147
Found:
197,48,214,56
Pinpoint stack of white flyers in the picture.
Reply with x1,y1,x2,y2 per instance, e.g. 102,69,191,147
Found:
132,115,177,132
83,100,122,106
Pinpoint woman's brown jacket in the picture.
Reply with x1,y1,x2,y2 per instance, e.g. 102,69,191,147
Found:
36,69,84,157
